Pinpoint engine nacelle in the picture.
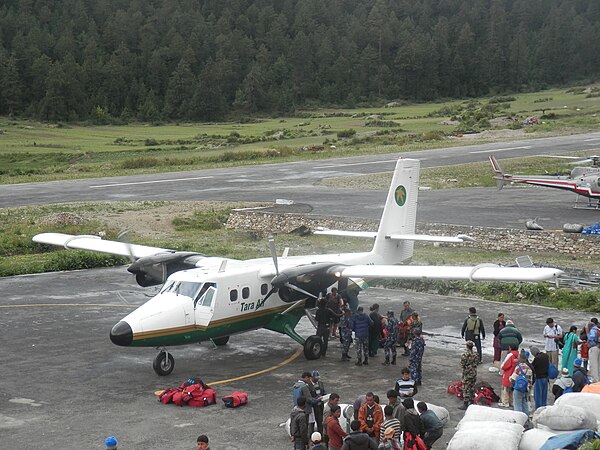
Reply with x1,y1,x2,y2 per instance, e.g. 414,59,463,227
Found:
271,262,349,302
128,251,204,287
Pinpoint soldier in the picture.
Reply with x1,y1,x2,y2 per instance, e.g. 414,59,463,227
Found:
460,340,479,410
409,329,425,386
398,301,414,356
339,308,353,361
382,311,399,366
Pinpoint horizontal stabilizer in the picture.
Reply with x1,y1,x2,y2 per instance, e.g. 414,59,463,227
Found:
340,264,563,282
386,233,475,243
313,228,377,238
33,233,171,259
314,228,474,243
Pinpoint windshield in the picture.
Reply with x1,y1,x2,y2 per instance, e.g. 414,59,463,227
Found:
159,280,203,299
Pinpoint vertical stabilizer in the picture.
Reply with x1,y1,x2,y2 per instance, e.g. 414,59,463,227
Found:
371,158,420,264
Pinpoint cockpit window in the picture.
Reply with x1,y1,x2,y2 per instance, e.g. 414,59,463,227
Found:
160,281,202,299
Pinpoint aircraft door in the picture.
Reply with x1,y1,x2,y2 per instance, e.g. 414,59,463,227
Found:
194,284,216,327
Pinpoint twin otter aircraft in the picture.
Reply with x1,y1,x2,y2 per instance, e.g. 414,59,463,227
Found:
33,158,562,375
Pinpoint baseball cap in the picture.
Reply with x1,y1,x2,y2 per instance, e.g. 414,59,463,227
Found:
311,431,322,442
574,358,582,367
311,370,320,379
105,436,118,449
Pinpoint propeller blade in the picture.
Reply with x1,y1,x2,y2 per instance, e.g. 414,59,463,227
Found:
284,282,318,299
117,229,136,263
268,235,279,275
263,286,278,302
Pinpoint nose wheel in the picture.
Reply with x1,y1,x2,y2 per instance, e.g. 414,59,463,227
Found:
153,349,174,376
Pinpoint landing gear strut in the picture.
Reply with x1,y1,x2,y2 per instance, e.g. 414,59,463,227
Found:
153,349,174,376
303,335,323,360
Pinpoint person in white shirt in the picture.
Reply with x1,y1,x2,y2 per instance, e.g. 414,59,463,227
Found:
543,317,563,368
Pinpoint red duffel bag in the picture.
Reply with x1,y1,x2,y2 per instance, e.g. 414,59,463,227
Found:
222,391,248,408
188,388,217,407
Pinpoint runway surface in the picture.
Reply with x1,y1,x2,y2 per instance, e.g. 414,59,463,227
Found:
1,267,592,449
2,132,600,229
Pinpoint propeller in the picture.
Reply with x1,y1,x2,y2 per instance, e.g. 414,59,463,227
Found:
263,236,320,303
117,229,136,263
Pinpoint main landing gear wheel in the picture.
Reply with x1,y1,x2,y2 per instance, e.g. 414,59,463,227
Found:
304,335,323,360
212,336,230,346
153,350,174,376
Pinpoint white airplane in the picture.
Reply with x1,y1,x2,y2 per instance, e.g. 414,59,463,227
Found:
33,158,563,375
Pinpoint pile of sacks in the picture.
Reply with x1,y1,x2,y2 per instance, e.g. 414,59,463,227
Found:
519,392,600,450
448,405,527,450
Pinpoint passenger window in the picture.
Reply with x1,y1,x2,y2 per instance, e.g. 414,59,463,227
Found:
261,283,268,295
242,287,250,299
230,289,238,302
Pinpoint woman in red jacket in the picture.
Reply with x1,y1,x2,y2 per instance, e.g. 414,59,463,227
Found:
499,346,519,407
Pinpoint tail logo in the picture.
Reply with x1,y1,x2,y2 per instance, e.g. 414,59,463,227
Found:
394,185,407,206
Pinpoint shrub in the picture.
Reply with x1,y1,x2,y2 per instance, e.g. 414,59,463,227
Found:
488,96,516,104
337,129,356,139
172,209,230,232
43,251,126,272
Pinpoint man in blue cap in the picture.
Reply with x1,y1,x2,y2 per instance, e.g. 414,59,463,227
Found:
311,370,326,434
572,358,590,392
105,436,118,449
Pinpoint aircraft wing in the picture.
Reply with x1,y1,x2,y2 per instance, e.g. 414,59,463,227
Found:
32,233,171,259
340,264,563,282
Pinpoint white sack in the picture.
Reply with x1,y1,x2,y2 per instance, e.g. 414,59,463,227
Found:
413,399,450,426
555,392,600,422
461,404,528,426
533,404,597,431
449,421,523,450
518,428,556,450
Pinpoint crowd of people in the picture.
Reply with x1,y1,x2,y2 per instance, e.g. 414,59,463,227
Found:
293,292,600,449
290,370,443,450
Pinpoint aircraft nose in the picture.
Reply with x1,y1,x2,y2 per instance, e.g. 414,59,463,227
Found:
110,321,133,346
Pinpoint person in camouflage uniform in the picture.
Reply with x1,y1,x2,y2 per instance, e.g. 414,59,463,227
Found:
409,312,423,340
460,340,479,410
409,329,425,384
383,311,399,366
339,308,353,361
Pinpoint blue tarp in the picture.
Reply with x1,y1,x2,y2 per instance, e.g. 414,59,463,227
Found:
539,429,600,450
582,221,600,235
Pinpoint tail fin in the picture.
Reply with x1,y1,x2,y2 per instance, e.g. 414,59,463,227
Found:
489,155,507,189
371,158,419,264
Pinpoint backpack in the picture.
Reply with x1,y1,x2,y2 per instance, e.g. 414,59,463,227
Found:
554,336,565,350
548,363,559,379
293,382,304,408
513,365,529,393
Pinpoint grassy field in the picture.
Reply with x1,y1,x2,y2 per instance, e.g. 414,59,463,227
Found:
1,86,600,184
